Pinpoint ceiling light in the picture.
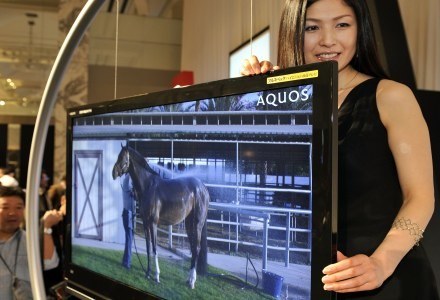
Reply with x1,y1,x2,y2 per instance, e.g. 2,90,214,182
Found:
0,100,6,106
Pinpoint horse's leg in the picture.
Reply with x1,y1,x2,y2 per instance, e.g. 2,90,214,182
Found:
185,214,198,289
196,218,208,275
143,223,151,278
150,223,160,283
196,187,209,275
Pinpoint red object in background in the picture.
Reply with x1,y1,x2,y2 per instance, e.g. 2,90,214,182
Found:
172,71,194,87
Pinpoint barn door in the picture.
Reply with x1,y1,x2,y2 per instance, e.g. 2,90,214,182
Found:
74,150,103,240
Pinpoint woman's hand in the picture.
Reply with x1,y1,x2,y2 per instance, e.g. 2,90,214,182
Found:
321,251,387,293
240,55,280,76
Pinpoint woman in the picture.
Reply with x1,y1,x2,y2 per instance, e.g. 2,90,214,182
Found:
242,0,439,299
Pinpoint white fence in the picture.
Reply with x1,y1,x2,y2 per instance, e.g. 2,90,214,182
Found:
139,202,312,269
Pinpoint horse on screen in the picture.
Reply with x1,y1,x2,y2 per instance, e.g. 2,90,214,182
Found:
112,144,209,289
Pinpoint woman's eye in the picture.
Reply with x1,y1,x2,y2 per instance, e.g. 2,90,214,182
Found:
305,25,318,31
336,23,350,28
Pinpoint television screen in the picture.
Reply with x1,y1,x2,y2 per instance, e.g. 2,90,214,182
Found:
65,61,338,300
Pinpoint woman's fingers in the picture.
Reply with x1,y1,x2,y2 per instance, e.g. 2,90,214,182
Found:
336,250,348,261
324,273,378,292
249,55,262,73
241,56,257,75
322,254,385,292
240,55,277,76
260,60,273,73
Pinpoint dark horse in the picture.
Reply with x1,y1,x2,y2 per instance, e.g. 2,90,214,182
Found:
112,145,209,289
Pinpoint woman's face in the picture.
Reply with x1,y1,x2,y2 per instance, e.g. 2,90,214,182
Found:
303,0,358,71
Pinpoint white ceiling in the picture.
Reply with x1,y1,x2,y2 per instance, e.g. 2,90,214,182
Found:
0,0,183,116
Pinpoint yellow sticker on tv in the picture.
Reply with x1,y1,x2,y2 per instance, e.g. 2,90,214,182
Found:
267,70,319,84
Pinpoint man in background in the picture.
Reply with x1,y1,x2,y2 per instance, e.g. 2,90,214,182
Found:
0,185,32,299
121,173,135,269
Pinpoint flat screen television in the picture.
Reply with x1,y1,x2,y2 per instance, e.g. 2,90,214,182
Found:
65,61,338,300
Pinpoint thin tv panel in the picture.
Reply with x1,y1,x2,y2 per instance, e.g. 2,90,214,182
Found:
65,61,338,300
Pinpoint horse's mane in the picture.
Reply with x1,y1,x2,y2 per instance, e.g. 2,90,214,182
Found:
126,146,159,176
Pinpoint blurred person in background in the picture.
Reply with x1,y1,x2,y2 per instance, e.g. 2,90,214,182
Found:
47,175,66,212
0,167,19,188
0,185,32,299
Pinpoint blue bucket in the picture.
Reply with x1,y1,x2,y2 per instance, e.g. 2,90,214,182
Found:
262,270,284,298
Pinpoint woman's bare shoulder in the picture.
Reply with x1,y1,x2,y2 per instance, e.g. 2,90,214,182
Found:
376,79,415,105
376,79,421,126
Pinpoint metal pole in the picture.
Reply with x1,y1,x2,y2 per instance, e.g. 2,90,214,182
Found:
169,140,174,248
168,225,173,249
262,216,269,270
285,211,291,267
25,1,105,299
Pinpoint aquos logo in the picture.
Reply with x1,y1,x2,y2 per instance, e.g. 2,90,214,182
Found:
256,87,311,107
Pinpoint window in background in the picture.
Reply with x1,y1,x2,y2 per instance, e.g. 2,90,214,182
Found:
229,27,270,78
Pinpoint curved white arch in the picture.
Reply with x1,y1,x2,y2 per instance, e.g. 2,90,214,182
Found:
25,1,105,298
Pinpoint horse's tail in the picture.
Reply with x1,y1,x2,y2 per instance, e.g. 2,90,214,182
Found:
197,219,208,275
196,184,209,275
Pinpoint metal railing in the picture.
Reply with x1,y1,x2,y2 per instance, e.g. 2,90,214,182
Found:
73,110,312,127
144,202,312,269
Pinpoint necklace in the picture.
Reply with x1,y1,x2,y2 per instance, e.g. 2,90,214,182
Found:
338,71,358,95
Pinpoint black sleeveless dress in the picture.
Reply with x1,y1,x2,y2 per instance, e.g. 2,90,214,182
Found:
337,78,439,299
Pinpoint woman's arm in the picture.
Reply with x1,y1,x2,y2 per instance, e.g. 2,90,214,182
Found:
372,79,434,274
322,80,435,293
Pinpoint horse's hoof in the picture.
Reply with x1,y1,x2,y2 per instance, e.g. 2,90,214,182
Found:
187,278,196,289
187,268,196,289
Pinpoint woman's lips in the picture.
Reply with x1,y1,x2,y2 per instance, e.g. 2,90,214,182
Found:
317,52,340,61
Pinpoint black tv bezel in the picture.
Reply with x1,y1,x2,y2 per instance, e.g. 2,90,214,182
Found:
65,61,338,300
